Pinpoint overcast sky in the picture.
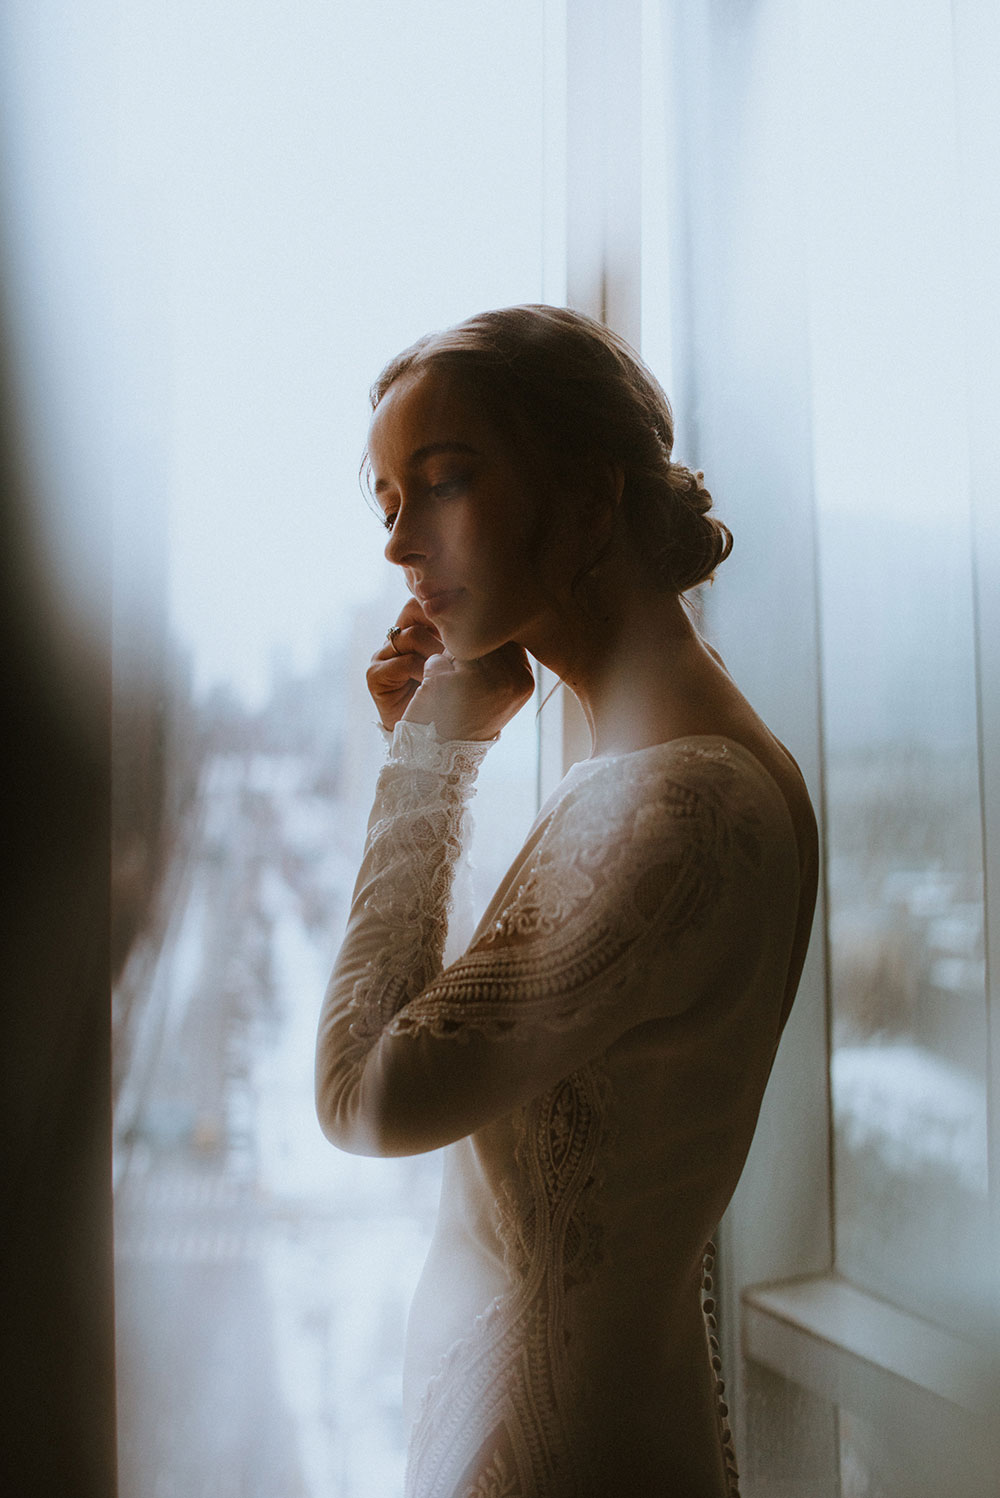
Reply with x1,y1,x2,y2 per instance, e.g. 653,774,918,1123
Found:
1,0,551,704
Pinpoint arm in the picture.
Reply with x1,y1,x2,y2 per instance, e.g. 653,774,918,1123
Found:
316,732,765,1157
314,717,494,1154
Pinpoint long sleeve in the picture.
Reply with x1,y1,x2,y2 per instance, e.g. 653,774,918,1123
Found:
316,732,784,1158
315,719,495,1152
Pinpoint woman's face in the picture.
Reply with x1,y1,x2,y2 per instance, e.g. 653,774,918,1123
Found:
367,366,569,661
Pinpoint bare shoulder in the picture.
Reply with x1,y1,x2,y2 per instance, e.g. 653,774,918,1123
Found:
693,641,817,873
725,726,815,856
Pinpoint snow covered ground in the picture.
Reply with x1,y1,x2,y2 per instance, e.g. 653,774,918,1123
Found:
115,750,444,1497
832,1038,990,1340
833,1041,987,1195
252,857,441,1498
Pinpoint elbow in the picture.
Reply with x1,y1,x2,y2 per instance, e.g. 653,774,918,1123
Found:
315,1106,426,1159
314,1031,457,1157
314,1067,425,1158
314,1074,383,1157
314,1028,384,1155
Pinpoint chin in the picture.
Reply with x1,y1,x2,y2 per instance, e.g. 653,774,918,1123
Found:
436,620,501,663
444,636,490,664
438,608,529,663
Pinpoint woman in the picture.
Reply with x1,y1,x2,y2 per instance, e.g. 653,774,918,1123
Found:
315,305,818,1498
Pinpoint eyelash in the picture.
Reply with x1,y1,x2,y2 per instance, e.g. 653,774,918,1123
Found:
381,479,466,532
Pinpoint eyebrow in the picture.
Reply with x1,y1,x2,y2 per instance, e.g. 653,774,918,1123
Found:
373,441,480,495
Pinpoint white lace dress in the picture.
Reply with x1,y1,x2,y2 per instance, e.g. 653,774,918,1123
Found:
316,722,802,1498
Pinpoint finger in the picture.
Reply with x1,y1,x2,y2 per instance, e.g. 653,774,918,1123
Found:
378,623,444,663
368,650,428,691
420,651,457,680
371,638,440,680
393,596,442,636
374,679,419,714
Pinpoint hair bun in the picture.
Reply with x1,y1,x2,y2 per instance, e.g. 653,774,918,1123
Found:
655,464,733,593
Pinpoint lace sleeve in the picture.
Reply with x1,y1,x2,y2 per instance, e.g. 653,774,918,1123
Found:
315,718,494,1148
316,738,774,1158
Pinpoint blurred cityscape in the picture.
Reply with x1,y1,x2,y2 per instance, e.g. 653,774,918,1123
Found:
112,607,445,1498
825,748,990,1342
111,585,540,1498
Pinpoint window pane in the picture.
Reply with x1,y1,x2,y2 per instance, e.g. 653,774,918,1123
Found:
802,2,990,1336
107,4,549,1495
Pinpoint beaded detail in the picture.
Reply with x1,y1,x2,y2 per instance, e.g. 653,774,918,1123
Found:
702,1241,741,1496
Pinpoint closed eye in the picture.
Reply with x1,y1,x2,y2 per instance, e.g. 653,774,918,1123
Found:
379,474,468,533
429,478,466,499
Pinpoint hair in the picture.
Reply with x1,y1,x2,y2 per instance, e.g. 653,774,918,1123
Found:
367,304,732,596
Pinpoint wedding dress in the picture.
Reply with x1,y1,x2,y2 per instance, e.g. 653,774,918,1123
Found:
316,720,803,1498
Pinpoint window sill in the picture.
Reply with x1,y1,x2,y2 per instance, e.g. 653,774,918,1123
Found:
742,1273,995,1431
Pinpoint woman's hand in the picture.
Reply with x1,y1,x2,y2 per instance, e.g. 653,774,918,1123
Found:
367,598,447,732
367,599,534,741
403,642,535,742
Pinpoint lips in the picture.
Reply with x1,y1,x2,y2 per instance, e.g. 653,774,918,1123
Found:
414,584,464,618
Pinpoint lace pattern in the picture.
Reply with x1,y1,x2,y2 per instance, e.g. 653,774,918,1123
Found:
405,1061,611,1498
317,731,789,1496
344,722,492,1049
386,741,763,1047
386,719,498,778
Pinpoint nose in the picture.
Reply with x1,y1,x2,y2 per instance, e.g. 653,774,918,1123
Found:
383,503,429,569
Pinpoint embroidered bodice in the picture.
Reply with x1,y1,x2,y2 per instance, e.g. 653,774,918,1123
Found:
316,721,803,1498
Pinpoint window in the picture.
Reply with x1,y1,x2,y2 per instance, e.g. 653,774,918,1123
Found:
806,8,988,1343
105,5,559,1495
646,2,1000,1494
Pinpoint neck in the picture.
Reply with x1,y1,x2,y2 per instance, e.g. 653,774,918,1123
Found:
524,555,721,759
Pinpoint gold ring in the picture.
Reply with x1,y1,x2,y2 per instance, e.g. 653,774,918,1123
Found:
386,624,402,654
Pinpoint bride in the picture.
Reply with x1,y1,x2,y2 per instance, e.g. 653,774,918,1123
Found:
315,305,817,1498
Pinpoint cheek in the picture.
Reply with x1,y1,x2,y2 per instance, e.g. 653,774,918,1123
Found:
514,490,578,598
490,527,549,605
500,478,561,575
459,474,563,602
